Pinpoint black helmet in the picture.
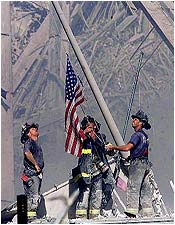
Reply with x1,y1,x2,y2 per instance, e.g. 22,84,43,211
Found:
131,110,151,130
21,122,39,144
81,115,101,132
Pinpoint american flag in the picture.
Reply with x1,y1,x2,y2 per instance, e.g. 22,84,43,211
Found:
65,56,84,157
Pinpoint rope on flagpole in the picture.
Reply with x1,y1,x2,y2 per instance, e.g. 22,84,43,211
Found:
122,51,144,140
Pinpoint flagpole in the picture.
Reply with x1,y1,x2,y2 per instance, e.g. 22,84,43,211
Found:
51,2,129,159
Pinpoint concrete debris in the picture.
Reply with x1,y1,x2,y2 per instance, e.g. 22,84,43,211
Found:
8,215,57,224
30,216,56,224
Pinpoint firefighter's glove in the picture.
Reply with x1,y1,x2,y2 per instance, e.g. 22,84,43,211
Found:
105,143,115,155
105,143,113,149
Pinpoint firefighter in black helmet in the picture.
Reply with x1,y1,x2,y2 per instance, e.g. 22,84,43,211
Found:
73,116,114,219
21,122,44,219
106,110,154,218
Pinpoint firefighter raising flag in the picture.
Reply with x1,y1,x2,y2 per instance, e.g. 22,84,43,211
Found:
65,55,84,157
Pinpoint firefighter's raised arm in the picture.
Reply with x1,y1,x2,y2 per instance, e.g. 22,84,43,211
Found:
105,143,134,151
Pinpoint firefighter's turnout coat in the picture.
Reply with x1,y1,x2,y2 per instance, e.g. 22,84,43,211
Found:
73,132,114,219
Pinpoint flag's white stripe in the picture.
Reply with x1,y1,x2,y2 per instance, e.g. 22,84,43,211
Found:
65,78,84,156
67,115,78,150
67,126,81,156
69,134,81,156
66,108,81,156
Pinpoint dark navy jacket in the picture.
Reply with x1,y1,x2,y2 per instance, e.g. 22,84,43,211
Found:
78,133,113,186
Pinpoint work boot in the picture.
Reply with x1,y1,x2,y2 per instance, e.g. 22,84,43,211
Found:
89,208,101,219
124,211,137,218
27,211,37,222
101,209,114,217
140,208,154,218
76,208,87,219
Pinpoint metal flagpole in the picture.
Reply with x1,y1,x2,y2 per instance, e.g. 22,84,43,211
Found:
51,1,129,159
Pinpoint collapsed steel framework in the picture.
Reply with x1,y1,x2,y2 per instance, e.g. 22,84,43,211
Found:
1,1,174,216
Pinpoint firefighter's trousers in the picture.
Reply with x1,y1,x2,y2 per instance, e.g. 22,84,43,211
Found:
148,168,162,216
23,174,42,215
76,174,102,219
126,158,154,217
102,183,113,211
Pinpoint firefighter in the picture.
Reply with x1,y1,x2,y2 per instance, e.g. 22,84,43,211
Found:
73,116,114,219
20,122,44,220
106,110,154,218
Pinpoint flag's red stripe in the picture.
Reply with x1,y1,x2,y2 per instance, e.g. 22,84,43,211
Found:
75,98,84,108
65,87,83,125
65,105,78,151
70,117,79,155
74,84,80,93
65,115,80,156
65,98,84,153
65,123,73,151
65,101,72,125
77,142,83,157
67,97,84,131
73,140,82,157
75,90,83,101
66,115,78,153
70,137,77,155
65,63,85,157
